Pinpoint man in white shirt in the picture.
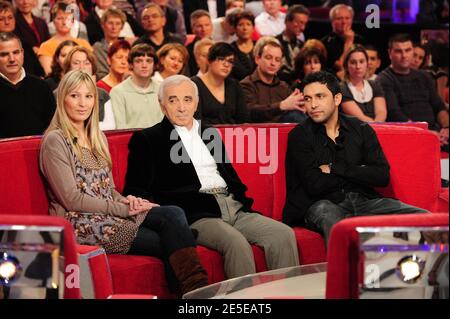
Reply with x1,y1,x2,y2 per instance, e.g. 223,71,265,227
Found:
124,74,300,279
255,0,285,37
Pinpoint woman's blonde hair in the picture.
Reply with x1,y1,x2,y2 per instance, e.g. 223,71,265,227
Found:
157,43,189,72
45,70,112,167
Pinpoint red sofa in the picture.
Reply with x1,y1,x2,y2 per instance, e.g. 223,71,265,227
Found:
0,123,448,298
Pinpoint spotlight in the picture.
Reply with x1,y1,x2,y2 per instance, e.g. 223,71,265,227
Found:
396,255,426,284
0,252,22,286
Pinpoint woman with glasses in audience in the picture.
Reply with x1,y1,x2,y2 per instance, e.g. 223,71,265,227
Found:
192,42,250,125
45,40,77,91
340,45,387,123
230,10,256,81
152,43,189,83
39,70,208,297
63,46,116,130
97,40,131,93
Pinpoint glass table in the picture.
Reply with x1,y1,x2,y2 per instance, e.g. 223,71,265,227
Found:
183,262,327,299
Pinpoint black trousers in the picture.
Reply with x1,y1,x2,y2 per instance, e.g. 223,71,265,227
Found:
128,205,196,292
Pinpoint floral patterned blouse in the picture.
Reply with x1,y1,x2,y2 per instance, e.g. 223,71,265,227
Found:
65,143,147,254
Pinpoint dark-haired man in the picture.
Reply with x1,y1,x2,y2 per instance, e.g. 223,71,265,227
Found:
283,71,427,244
275,4,310,84
377,33,449,151
110,43,163,129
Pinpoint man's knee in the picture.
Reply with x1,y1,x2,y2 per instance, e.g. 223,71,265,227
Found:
309,200,336,215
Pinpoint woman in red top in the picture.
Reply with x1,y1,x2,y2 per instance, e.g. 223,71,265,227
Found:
96,40,130,93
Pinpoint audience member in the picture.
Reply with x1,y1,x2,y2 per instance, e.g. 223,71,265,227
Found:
0,32,55,138
149,0,187,43
110,43,163,129
39,69,208,296
283,71,427,244
212,1,244,43
38,2,92,75
377,33,448,151
45,39,77,91
123,74,299,279
240,36,306,123
48,0,89,41
14,0,50,54
291,46,325,89
186,9,213,76
153,42,188,83
97,39,130,93
183,0,226,33
426,40,449,105
365,44,381,80
321,4,364,74
93,8,127,80
255,0,285,37
340,45,387,122
62,45,115,130
85,0,143,45
276,4,310,84
0,0,44,76
133,3,183,53
229,10,256,82
411,43,429,70
192,42,249,124
193,37,214,76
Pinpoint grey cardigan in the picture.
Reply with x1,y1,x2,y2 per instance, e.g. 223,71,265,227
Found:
39,130,129,218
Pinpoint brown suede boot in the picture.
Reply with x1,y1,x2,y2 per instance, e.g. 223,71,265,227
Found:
168,247,209,296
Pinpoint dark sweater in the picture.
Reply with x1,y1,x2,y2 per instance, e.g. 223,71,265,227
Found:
376,67,447,130
0,75,56,139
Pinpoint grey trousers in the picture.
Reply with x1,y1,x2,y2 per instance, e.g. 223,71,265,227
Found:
305,192,429,245
191,193,299,279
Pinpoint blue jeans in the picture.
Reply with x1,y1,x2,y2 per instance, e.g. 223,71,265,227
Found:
128,205,196,292
304,192,428,245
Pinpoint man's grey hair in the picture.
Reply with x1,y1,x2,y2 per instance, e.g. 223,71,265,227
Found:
0,32,22,47
158,75,199,103
329,4,354,20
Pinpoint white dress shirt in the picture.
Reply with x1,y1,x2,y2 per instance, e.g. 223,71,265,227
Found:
175,120,228,191
0,68,26,84
255,11,286,37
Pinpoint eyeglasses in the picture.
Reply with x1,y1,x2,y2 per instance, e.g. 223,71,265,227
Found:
216,56,235,66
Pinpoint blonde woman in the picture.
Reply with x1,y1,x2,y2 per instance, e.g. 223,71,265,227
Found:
153,43,189,83
39,70,208,296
